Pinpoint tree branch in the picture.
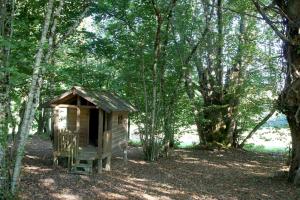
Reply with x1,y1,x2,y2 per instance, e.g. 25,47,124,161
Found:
251,0,294,45
239,106,276,148
54,5,91,48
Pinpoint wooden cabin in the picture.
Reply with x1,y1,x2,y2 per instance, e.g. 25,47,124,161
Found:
43,86,136,174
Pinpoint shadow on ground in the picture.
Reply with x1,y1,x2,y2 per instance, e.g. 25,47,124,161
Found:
20,135,300,200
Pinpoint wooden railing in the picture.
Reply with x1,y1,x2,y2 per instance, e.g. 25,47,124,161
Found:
57,129,79,169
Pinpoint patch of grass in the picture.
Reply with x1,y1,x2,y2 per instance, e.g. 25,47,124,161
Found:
36,133,51,141
176,142,198,149
177,144,197,149
128,140,142,147
243,143,288,154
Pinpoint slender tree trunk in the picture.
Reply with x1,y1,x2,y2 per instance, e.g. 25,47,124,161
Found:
150,10,161,160
225,14,246,146
11,0,54,193
239,108,275,148
216,0,224,89
141,0,176,161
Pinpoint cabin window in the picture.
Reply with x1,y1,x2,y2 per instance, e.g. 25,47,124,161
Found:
118,114,123,125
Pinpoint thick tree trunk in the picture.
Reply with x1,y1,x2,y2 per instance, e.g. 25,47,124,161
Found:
252,0,300,186
286,115,300,184
283,0,300,184
202,105,227,144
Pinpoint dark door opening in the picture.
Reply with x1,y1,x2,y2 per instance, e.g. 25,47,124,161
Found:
89,109,99,146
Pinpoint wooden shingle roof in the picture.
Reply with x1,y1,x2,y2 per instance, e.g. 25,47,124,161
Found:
44,86,137,113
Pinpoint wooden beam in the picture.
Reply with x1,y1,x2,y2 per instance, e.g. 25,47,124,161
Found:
53,107,59,150
42,90,73,107
107,113,112,130
77,95,81,106
50,104,96,109
104,130,112,171
105,155,111,171
76,107,80,134
127,113,130,140
53,107,59,165
98,109,104,174
104,112,107,131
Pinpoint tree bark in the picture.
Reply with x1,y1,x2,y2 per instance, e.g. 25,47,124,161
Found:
10,0,55,193
198,0,228,145
257,0,300,184
286,115,300,183
281,0,300,184
0,0,14,192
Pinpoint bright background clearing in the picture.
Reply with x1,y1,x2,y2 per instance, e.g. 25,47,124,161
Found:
129,114,291,153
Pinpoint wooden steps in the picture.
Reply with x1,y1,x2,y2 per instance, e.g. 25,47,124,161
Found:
71,160,93,175
70,146,97,175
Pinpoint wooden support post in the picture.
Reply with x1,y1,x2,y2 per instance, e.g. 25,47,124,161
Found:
128,114,130,140
104,112,107,131
105,155,111,171
98,159,103,174
53,107,59,150
98,109,104,174
76,107,80,134
124,149,128,163
125,113,129,163
53,152,58,166
104,130,112,171
77,95,81,106
53,107,59,165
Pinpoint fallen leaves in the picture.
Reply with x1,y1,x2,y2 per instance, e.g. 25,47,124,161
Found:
19,136,300,200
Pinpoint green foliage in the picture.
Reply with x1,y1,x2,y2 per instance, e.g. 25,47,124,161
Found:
5,0,283,162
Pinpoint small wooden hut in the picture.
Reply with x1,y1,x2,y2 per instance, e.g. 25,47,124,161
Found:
43,86,136,174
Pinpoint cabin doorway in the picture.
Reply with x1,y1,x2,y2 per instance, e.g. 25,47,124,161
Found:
89,109,99,146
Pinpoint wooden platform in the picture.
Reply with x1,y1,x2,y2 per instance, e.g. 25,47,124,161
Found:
77,145,98,160
54,142,112,175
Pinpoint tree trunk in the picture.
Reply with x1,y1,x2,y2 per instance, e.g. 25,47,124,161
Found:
286,115,300,183
239,108,275,147
0,0,14,193
141,0,176,161
277,0,300,184
11,0,89,191
10,0,55,193
202,104,227,144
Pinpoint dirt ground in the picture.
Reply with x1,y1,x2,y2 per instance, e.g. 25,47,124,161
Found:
19,136,300,200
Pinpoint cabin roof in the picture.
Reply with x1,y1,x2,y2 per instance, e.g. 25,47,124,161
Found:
43,86,137,113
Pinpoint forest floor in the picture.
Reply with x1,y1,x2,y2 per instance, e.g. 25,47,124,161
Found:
19,135,300,200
